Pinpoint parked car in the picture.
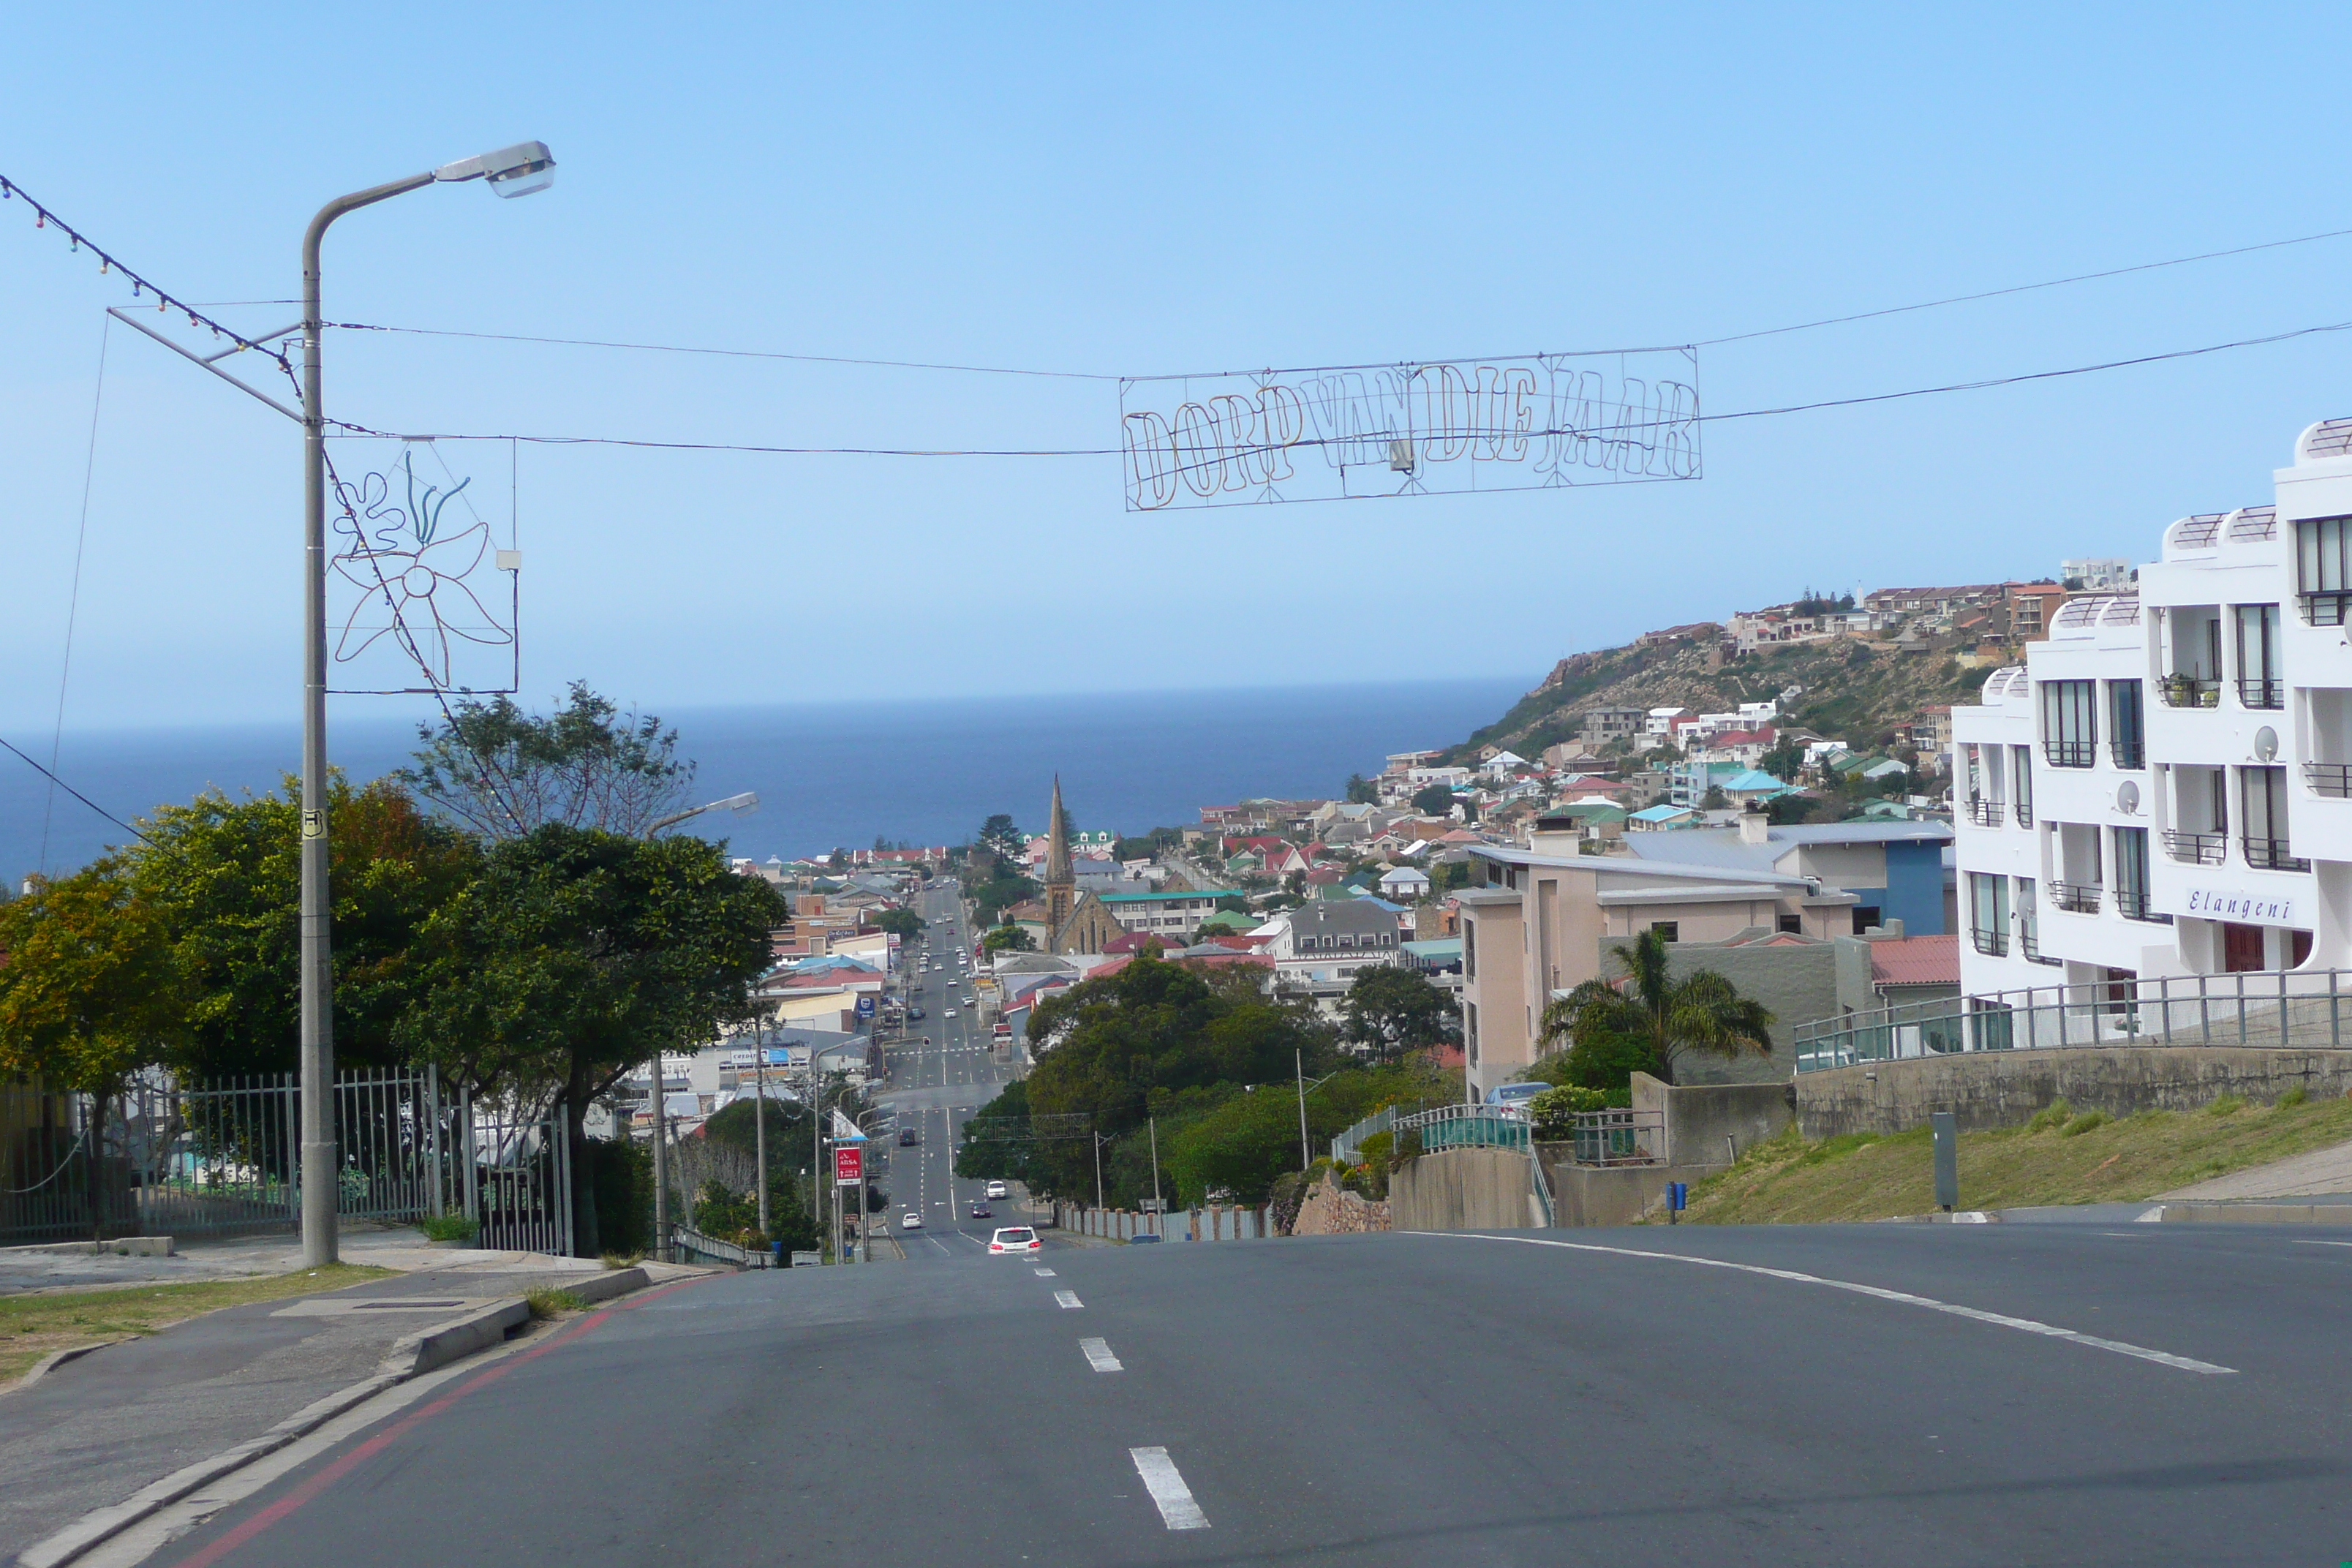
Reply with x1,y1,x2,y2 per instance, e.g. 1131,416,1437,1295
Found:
988,1226,1041,1256
1484,1082,1550,1114
907,1006,925,1021
984,1180,1009,1199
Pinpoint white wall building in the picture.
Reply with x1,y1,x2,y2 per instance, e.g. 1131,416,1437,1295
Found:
1952,418,2352,1005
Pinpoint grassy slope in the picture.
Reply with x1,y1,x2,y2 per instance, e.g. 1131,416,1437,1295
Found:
1681,1093,2352,1224
0,1263,393,1384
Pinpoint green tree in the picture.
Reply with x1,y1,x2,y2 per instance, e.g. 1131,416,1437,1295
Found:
1163,1059,1440,1205
1344,773,1379,804
131,777,480,1078
983,924,1037,955
872,908,926,938
1411,785,1458,818
398,824,787,1256
0,861,190,1236
976,814,1025,859
1340,965,1459,1060
1758,738,1807,783
1537,928,1775,1089
400,680,696,840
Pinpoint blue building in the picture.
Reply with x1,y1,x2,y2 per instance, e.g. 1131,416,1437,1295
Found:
1622,819,1953,935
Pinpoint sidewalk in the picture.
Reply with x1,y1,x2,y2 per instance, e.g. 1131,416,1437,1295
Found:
0,1226,701,1561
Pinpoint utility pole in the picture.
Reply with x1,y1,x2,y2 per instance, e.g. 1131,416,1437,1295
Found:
1093,1131,1108,1212
1148,1115,1163,1238
649,1049,669,1262
1297,1047,1310,1172
753,1036,770,1240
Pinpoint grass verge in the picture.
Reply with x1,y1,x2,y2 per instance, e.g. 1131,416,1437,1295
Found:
1683,1091,2352,1224
0,1263,394,1387
524,1288,588,1321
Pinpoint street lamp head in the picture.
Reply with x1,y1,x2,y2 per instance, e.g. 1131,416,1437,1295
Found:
434,140,556,198
718,791,759,815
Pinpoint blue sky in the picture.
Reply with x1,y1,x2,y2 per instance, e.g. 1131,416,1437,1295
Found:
4,4,2350,733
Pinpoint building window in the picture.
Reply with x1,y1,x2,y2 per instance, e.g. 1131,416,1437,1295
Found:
2039,680,2096,767
2108,681,2145,769
1778,913,1803,934
1969,872,2010,956
1650,921,1678,942
2113,826,2163,921
2011,745,2034,826
1466,1002,1479,1065
2241,766,2307,870
2296,515,2352,625
1464,922,1477,978
2234,605,2283,708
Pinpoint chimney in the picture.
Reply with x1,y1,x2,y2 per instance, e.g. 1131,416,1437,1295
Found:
1738,804,1770,845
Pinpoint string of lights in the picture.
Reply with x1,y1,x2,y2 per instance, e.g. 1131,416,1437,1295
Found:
0,175,299,381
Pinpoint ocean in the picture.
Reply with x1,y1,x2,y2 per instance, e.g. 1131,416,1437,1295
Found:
2,678,1527,881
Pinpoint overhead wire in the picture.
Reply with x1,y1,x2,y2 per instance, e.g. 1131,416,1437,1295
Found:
39,314,110,874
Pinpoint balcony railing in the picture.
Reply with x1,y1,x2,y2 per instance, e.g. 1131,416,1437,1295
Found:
1795,967,2352,1074
2243,837,2311,872
2238,677,2285,710
1967,797,2004,827
2050,881,2102,913
2043,740,2095,769
2160,675,2220,708
2302,590,2352,627
2306,763,2352,799
2110,739,2145,769
2114,889,2173,924
2013,799,2034,828
2163,829,2227,865
1970,925,2008,957
2019,926,2062,967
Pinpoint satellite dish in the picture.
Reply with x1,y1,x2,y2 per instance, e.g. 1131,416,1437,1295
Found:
2117,780,2141,814
2254,726,2280,763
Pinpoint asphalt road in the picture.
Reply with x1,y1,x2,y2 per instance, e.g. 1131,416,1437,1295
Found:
140,1217,2352,1565
872,883,1028,1257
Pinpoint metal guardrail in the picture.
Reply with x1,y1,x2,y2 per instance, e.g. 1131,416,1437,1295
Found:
1331,1106,1397,1166
1394,1101,1529,1152
1566,1109,1664,1167
1795,966,2352,1072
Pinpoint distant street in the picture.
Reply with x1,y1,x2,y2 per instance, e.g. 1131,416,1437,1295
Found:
146,1215,2352,1565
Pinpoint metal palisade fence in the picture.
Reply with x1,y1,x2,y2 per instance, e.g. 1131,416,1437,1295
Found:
1,1067,572,1254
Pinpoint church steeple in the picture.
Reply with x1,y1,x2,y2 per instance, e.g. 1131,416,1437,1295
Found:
1045,776,1073,886
1044,776,1074,944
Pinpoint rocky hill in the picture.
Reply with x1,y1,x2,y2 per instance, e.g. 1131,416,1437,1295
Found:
1447,636,1985,764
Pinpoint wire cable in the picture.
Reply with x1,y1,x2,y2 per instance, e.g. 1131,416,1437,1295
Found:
327,321,1121,382
0,731,156,851
39,314,110,875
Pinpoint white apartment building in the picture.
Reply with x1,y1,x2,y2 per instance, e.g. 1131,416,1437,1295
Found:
1953,418,2352,1003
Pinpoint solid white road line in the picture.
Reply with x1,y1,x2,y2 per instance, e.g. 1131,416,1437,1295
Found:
1129,1447,1209,1530
1080,1336,1123,1372
1431,1232,2238,1376
1055,1289,1083,1309
2291,1238,2352,1248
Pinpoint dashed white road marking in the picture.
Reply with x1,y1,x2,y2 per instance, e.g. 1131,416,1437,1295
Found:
1428,1232,2238,1376
1054,1289,1083,1309
1129,1447,1209,1530
1080,1336,1123,1371
1035,1267,1057,1277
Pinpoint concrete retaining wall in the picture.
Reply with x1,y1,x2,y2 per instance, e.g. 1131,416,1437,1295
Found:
1799,1046,2352,1137
1390,1147,1537,1232
1629,1073,1795,1165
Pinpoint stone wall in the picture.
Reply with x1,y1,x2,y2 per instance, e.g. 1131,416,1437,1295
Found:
1800,1046,2352,1137
1289,1173,1390,1235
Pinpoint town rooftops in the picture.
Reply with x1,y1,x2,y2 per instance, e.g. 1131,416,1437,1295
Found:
1868,933,1959,989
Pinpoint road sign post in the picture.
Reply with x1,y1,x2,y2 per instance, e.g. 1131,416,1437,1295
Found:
1931,1112,1959,1213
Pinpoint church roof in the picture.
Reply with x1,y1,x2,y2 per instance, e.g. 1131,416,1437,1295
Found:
1045,776,1073,886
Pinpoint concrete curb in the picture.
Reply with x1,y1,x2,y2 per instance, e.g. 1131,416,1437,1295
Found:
0,1237,176,1259
6,1342,117,1396
2149,1202,2352,1224
15,1268,651,1568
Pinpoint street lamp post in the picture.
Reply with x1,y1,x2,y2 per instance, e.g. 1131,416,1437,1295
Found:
298,142,555,1267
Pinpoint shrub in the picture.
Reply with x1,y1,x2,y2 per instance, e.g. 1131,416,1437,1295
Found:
2277,1085,2310,1109
2026,1098,2074,1134
2059,1110,2109,1138
1528,1084,1629,1139
417,1213,478,1243
2206,1093,2246,1117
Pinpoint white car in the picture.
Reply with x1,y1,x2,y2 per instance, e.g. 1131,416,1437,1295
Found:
963,998,977,1009
984,1180,1009,1200
988,1226,1041,1256
900,1210,924,1230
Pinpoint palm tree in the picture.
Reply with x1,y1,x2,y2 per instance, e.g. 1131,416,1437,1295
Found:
1538,929,1775,1087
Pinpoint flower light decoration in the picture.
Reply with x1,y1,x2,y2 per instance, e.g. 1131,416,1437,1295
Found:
328,448,516,692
